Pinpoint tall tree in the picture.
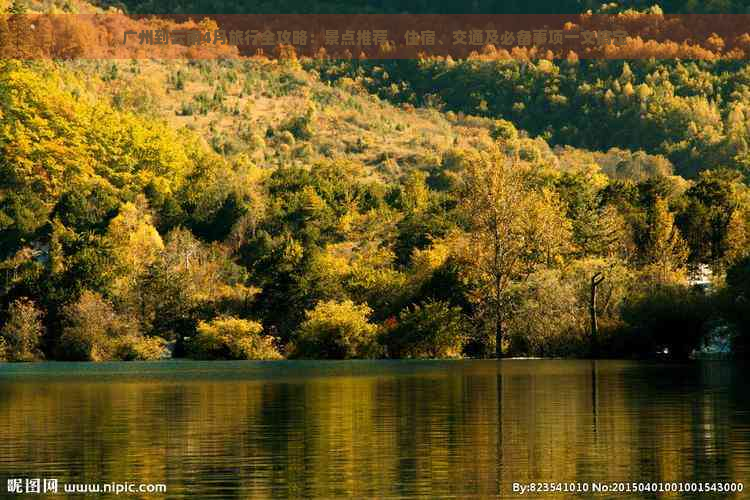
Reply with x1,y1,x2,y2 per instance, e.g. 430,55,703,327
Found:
678,170,749,273
457,150,571,357
642,197,689,284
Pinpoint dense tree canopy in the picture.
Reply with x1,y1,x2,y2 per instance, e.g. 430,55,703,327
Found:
2,0,750,360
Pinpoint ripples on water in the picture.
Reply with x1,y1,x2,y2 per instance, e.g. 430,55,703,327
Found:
0,360,748,499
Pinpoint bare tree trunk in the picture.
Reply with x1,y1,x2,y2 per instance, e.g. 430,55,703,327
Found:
590,272,605,357
495,314,503,359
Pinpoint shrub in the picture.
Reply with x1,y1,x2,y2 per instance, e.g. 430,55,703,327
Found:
294,300,381,359
489,119,518,143
192,92,212,115
178,101,194,116
114,335,169,361
58,291,137,361
277,108,315,141
0,298,44,362
384,300,467,358
187,316,282,360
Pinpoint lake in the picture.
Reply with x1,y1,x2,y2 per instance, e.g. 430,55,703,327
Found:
0,360,748,498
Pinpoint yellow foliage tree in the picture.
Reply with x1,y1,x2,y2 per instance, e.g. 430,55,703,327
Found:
456,150,572,357
105,199,164,308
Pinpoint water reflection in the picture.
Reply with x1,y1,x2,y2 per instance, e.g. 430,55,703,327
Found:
0,360,748,498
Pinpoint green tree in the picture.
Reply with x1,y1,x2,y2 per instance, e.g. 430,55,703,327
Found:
135,227,247,343
678,170,749,272
393,170,430,214
384,300,466,358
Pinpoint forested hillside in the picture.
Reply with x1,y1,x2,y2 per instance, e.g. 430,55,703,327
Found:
317,59,750,180
2,1,750,362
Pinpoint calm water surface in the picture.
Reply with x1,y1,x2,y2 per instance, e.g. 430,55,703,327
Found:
0,360,748,499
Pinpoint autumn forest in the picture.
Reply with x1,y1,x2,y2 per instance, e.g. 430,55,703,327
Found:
2,0,750,362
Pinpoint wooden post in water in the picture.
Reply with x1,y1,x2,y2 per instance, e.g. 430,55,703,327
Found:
590,272,605,357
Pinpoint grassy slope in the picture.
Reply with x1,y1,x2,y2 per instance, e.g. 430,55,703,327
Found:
63,59,496,182
61,56,682,194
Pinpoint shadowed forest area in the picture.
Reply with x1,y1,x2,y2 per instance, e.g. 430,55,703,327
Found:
2,0,750,361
